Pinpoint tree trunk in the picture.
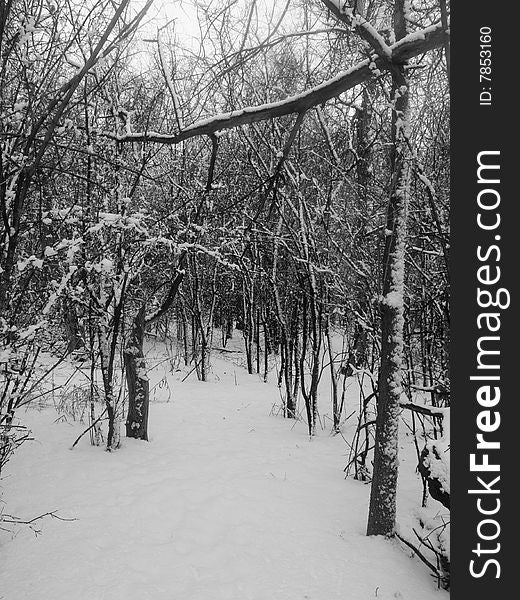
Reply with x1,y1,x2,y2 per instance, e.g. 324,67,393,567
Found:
98,319,121,451
62,297,84,353
367,0,410,538
366,134,409,534
284,336,296,418
263,316,269,383
325,318,340,432
124,305,150,440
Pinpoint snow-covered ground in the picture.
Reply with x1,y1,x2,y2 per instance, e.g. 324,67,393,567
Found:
1,341,448,600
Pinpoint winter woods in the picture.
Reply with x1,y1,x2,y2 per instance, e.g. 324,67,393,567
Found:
1,0,450,593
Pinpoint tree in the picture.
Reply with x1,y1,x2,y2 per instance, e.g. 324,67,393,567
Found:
0,0,153,463
366,0,411,537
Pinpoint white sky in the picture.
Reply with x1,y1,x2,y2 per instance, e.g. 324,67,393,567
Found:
135,0,200,46
135,0,291,50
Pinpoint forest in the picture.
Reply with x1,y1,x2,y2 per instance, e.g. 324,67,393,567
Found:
1,1,450,598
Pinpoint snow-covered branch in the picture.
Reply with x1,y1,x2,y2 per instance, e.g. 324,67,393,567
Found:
103,24,446,146
320,0,392,59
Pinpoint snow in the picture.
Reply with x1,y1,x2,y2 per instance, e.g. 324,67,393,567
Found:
44,246,58,258
17,254,44,271
65,54,84,70
99,258,114,273
325,0,391,58
1,347,447,600
384,291,402,308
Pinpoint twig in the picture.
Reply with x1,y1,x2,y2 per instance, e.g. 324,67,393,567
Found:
1,510,77,525
181,361,200,382
395,531,440,576
71,408,107,449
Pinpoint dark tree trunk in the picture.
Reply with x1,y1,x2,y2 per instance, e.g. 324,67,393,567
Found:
124,305,150,441
62,298,84,353
285,337,296,418
255,308,261,374
325,318,340,432
263,317,269,383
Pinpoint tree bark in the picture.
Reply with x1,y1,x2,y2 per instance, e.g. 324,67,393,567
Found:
124,305,150,440
366,0,410,537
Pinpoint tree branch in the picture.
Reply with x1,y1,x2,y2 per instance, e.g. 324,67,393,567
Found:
102,24,447,146
320,0,391,59
400,401,446,418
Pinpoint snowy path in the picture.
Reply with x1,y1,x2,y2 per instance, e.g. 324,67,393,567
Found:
1,362,446,600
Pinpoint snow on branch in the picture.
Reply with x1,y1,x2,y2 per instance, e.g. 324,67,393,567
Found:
399,400,447,419
320,0,391,59
104,24,446,146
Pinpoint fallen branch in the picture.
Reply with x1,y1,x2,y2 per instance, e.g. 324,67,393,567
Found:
1,510,77,534
1,510,76,525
